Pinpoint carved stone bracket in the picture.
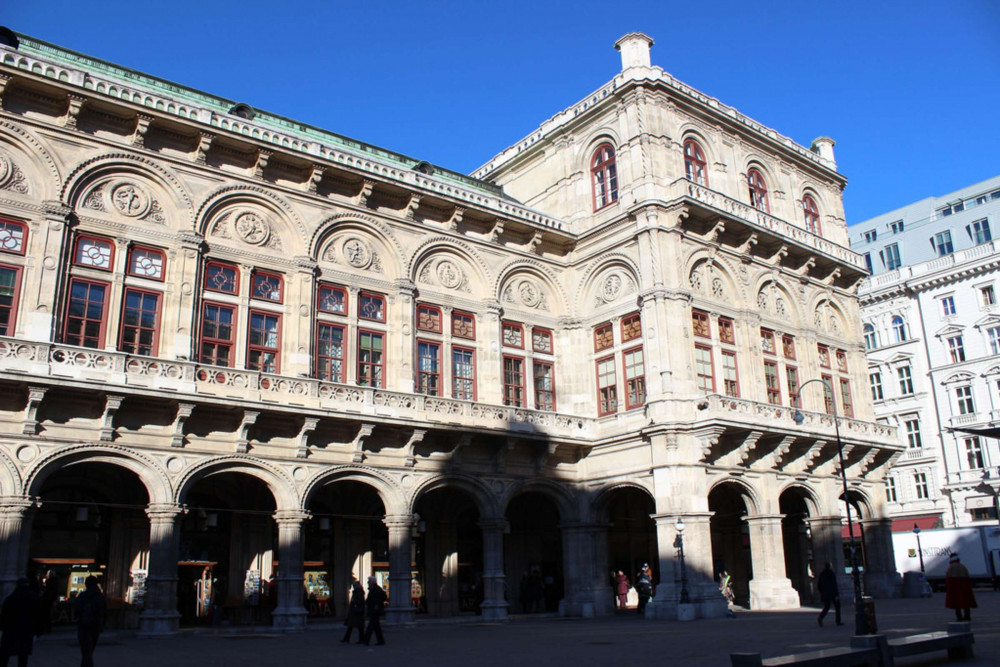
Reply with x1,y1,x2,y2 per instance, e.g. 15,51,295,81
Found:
824,267,842,286
22,387,47,436
533,442,558,474
402,428,426,468
170,402,195,448
296,417,319,459
489,220,505,243
754,435,796,471
448,207,465,231
406,194,421,220
253,150,271,179
308,166,324,193
236,410,259,454
449,433,473,469
64,94,86,130
716,430,762,468
194,132,213,164
769,244,789,264
356,180,374,207
132,114,153,147
695,426,726,462
737,232,759,254
707,219,725,243
796,257,816,277
100,394,124,442
494,438,516,474
351,423,375,464
0,74,10,102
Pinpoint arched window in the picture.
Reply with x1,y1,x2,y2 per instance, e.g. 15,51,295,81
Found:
591,144,618,211
684,139,708,186
803,194,821,236
863,324,878,350
892,316,908,343
747,168,769,212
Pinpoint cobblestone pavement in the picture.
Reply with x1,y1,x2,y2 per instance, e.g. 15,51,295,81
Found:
26,591,998,666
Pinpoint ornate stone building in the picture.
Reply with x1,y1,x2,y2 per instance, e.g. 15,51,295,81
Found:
0,28,899,635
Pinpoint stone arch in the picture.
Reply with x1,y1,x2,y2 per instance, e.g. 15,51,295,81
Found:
0,448,21,497
811,296,848,336
777,482,821,517
410,237,491,297
61,153,195,227
677,123,718,168
23,444,172,505
575,252,641,310
175,455,298,510
300,465,404,516
500,477,576,522
754,275,801,325
686,251,743,305
309,213,405,282
195,185,308,255
308,212,404,261
798,184,828,219
577,129,623,167
409,473,498,519
842,488,874,521
708,476,762,516
589,480,655,523
0,118,62,200
495,258,568,317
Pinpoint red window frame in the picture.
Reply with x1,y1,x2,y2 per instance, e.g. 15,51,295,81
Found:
836,349,848,373
357,329,385,387
692,310,711,338
0,218,29,256
839,379,854,418
591,143,618,211
821,374,835,414
594,323,614,351
761,328,776,355
623,346,646,410
119,287,162,356
764,360,781,405
315,321,346,383
503,355,525,407
416,304,442,333
358,292,386,322
721,350,739,398
204,260,240,295
317,283,347,315
63,277,109,348
452,311,475,339
533,360,555,411
73,234,115,271
694,344,715,393
818,344,830,368
595,354,618,416
786,366,800,408
684,139,708,186
747,168,770,213
782,334,796,360
0,263,23,336
532,327,554,354
718,317,735,344
416,339,442,396
452,345,477,401
247,309,282,374
251,270,284,303
502,321,524,349
126,245,166,281
199,301,236,367
803,195,821,236
621,312,642,342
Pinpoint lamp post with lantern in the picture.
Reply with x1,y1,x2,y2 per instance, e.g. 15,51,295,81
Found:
673,517,690,604
912,524,925,574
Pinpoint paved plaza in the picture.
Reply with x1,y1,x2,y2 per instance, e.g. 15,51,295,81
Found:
22,592,999,666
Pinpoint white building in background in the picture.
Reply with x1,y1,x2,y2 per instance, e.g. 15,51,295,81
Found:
853,175,1000,529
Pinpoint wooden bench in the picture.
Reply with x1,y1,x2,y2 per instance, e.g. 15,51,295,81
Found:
730,646,880,667
850,623,974,666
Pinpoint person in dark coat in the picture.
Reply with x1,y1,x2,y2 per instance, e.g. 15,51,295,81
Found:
340,580,365,643
816,562,842,627
945,553,976,621
1,578,41,667
615,570,630,609
635,564,653,614
362,576,386,646
73,576,106,667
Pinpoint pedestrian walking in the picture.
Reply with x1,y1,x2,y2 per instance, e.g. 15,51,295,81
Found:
0,577,41,667
816,562,842,627
362,576,387,646
341,580,365,644
73,576,106,667
635,564,653,614
615,570,630,609
945,553,976,622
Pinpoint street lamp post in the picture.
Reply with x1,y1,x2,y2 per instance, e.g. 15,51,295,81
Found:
674,517,690,604
792,377,870,636
912,524,925,574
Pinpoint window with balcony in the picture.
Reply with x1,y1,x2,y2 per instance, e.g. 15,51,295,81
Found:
200,302,235,366
764,361,781,404
0,264,22,336
119,288,161,356
802,195,821,236
947,335,966,363
695,345,715,393
882,243,901,270
897,365,914,395
892,316,908,343
956,385,975,415
870,372,884,401
970,218,992,244
684,139,708,186
452,346,476,401
316,322,345,382
357,330,385,387
596,355,618,415
416,340,441,396
591,144,618,210
965,437,984,469
863,324,878,350
941,296,956,317
914,473,929,500
64,279,108,348
905,418,922,449
786,366,800,407
533,361,555,411
247,310,281,373
933,230,954,256
747,168,769,212
503,355,525,407
624,347,646,409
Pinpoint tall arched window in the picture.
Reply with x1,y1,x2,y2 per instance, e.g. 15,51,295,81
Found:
863,324,878,350
892,316,908,343
803,194,821,236
684,139,708,186
747,168,769,212
591,144,618,211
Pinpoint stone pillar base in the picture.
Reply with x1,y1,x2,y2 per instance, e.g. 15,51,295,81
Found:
749,578,801,610
643,592,728,620
384,607,416,626
480,600,509,622
137,610,180,637
864,572,902,599
271,608,308,631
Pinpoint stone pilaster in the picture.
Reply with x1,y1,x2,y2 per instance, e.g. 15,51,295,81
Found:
271,510,309,630
138,503,183,636
746,515,801,609
645,512,727,620
808,516,848,599
478,518,508,621
861,518,900,598
0,497,36,600
558,522,607,618
383,514,416,626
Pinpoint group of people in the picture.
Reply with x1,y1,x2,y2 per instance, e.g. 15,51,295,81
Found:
0,573,106,667
340,575,388,646
613,563,655,613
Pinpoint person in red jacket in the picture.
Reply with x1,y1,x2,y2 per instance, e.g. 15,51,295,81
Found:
944,553,977,622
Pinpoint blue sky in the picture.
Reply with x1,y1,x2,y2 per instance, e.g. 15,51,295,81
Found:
5,1,999,223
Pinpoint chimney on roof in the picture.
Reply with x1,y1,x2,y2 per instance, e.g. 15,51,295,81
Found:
810,137,837,167
614,32,654,71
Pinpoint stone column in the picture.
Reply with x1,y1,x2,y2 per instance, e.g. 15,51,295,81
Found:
558,522,607,618
745,515,800,610
0,497,35,600
478,518,508,621
808,516,847,599
272,510,309,630
861,518,899,598
139,503,183,636
383,514,415,626
645,513,727,620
